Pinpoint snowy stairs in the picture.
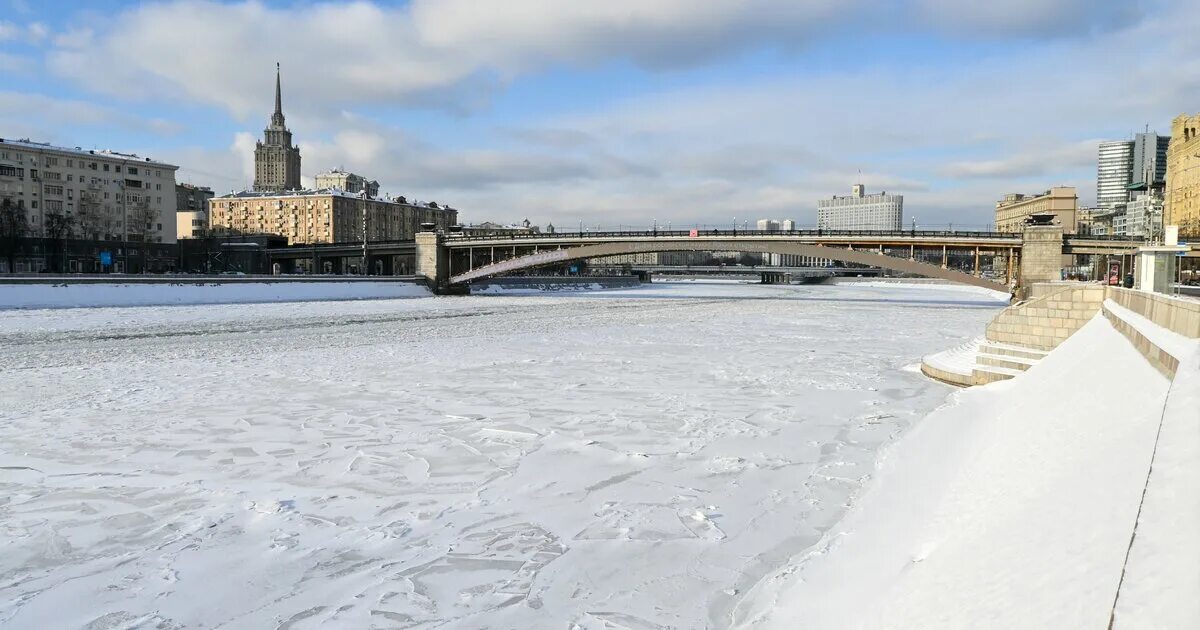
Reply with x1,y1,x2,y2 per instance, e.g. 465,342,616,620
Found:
922,339,1051,387
971,342,1050,384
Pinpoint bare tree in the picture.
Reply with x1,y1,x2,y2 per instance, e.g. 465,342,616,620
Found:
43,212,76,273
0,197,29,273
129,197,159,242
76,192,106,241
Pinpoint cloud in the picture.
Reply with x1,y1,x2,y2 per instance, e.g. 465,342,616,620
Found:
937,142,1099,179
0,20,20,41
0,91,182,140
25,21,47,42
914,0,1141,37
0,52,32,74
24,0,1198,230
41,0,863,119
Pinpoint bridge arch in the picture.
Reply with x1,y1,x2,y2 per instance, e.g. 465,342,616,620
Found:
447,239,1008,291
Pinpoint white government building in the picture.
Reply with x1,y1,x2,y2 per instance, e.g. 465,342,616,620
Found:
817,184,903,231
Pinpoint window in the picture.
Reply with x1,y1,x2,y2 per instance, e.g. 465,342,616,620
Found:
103,164,109,171
128,167,138,175
156,223,162,231
66,159,73,168
67,174,73,182
115,165,121,173
44,185,63,195
46,157,58,166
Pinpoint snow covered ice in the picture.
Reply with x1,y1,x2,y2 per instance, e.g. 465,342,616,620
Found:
0,281,1006,629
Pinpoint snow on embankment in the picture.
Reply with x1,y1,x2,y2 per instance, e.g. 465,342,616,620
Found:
734,313,1179,629
0,281,431,309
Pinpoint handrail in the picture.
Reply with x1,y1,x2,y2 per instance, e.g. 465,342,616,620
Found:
443,229,1027,243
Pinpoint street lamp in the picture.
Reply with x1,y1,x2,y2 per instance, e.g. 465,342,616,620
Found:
360,190,368,275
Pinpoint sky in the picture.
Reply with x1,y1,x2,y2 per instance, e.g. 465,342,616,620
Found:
2,0,1198,229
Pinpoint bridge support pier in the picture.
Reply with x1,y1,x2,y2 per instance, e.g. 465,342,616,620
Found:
1017,223,1064,297
416,231,451,292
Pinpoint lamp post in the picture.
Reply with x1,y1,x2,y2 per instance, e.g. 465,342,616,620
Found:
360,190,368,275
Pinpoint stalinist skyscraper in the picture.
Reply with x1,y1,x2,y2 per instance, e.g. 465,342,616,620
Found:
253,63,302,192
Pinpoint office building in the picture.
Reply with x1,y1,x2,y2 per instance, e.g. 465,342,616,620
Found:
1097,140,1134,209
817,184,903,231
994,187,1078,233
253,64,302,192
1131,132,1170,188
1122,192,1163,239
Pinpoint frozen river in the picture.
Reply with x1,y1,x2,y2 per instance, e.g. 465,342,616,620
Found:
0,281,1005,629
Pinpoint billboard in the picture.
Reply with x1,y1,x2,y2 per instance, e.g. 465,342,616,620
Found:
1107,260,1121,286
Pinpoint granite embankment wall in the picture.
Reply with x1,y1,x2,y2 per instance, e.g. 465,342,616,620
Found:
985,285,1106,351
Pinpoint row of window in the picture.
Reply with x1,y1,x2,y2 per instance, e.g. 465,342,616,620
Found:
0,151,167,178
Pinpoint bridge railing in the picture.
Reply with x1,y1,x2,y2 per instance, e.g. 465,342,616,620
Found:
443,228,1022,243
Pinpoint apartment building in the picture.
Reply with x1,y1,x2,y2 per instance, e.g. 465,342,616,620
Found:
207,189,457,244
0,137,179,243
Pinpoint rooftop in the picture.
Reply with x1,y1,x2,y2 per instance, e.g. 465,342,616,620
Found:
0,137,179,169
215,188,454,209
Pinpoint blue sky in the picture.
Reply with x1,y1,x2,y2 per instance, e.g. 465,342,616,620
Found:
3,0,1197,228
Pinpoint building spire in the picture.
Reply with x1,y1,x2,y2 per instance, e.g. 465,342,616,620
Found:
271,62,285,128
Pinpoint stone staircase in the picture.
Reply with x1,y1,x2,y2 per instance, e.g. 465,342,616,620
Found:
971,341,1051,384
922,284,1104,387
921,337,1051,386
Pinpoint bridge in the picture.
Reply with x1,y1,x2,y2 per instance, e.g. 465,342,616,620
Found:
414,224,1152,293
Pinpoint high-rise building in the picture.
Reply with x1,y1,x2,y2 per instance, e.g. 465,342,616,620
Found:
314,169,379,198
253,64,302,192
994,187,1078,233
1122,192,1163,239
0,137,179,244
1131,132,1170,188
1096,140,1134,209
755,218,780,231
817,184,903,231
1166,113,1200,236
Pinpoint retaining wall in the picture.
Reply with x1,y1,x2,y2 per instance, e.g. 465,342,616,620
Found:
985,284,1106,351
1107,287,1200,339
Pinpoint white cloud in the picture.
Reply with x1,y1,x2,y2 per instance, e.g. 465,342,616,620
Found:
26,21,47,42
41,0,863,119
26,0,1200,229
914,0,1140,36
0,91,181,141
0,20,20,41
937,142,1099,179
